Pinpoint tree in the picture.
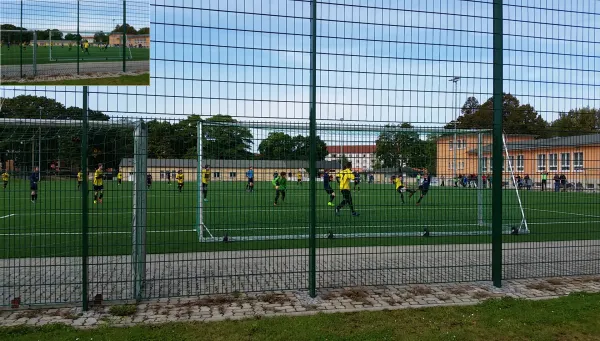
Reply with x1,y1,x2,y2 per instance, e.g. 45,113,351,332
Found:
147,120,176,159
258,132,294,160
0,24,33,42
258,133,328,160
201,115,253,159
112,24,138,35
94,31,108,43
0,95,113,172
549,107,600,137
445,94,549,137
64,33,82,41
137,27,150,34
375,123,433,171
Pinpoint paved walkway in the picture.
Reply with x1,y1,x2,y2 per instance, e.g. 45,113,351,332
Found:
1,240,599,306
1,276,599,328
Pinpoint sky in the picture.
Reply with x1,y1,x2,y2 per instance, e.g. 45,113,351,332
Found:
1,0,599,147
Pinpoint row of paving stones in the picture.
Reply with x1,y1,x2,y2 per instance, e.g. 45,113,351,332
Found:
1,276,600,329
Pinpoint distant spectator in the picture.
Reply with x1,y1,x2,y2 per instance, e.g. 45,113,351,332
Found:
524,174,532,191
553,174,560,192
560,174,567,192
482,174,487,188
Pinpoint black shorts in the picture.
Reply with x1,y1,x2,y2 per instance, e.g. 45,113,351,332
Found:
420,188,429,195
147,181,152,185
3,181,8,186
178,182,184,188
118,179,122,183
93,185,103,191
325,187,333,195
202,183,208,190
248,177,254,183
30,183,38,191
355,180,360,184
396,187,404,193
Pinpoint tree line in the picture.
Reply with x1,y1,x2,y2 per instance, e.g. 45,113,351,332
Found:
1,94,598,175
0,23,149,44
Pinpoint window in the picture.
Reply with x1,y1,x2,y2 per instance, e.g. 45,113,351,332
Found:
561,153,570,171
549,153,558,171
462,140,467,149
508,156,515,171
449,141,453,151
332,154,337,158
517,155,524,171
448,162,452,169
213,172,220,178
537,154,546,171
574,152,584,170
482,157,488,172
229,172,237,178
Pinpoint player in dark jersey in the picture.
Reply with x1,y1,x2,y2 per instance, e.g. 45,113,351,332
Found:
323,169,336,206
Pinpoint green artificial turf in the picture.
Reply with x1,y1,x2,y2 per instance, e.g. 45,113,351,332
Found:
1,179,599,259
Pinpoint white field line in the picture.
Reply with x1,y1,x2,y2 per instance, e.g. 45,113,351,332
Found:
524,208,600,219
0,214,16,219
2,221,600,237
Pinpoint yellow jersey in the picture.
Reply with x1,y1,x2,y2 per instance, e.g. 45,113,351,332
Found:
176,173,184,184
77,172,83,181
93,169,103,186
201,169,211,184
83,42,89,48
117,173,122,180
297,173,302,180
393,177,403,190
2,173,9,182
336,169,354,191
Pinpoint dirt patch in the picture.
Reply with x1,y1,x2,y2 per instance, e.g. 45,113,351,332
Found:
526,282,559,292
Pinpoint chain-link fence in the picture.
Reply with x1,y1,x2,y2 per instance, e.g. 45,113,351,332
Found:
0,0,149,81
1,0,599,309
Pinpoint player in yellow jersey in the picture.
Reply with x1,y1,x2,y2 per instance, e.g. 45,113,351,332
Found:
176,169,184,193
93,164,104,204
83,41,90,55
391,174,405,204
117,171,123,185
2,170,9,190
77,168,83,190
296,171,302,186
201,165,211,202
335,162,359,216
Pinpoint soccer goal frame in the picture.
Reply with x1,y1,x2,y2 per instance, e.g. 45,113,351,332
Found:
194,121,528,243
49,32,133,62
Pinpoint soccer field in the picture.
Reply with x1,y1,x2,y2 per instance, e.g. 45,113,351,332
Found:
0,45,149,65
1,179,599,259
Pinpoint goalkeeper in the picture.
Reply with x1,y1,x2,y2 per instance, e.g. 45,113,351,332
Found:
272,171,287,206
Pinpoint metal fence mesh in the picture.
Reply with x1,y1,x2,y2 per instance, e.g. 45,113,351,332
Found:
0,0,149,80
1,0,599,309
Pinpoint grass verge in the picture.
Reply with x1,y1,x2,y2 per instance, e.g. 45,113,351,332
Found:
1,292,600,341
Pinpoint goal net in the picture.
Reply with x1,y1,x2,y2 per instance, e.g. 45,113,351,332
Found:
193,120,525,243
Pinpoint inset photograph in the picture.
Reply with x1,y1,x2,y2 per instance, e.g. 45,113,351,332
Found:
0,0,149,86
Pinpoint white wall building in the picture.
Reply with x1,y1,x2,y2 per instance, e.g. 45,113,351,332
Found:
326,145,377,171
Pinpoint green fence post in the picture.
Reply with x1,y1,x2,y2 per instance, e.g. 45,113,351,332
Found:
492,0,504,288
77,1,80,75
123,0,127,72
20,0,22,78
308,0,317,298
81,86,89,310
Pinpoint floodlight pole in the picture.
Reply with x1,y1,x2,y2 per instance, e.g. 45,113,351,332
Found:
449,77,460,180
38,107,42,178
308,0,317,298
